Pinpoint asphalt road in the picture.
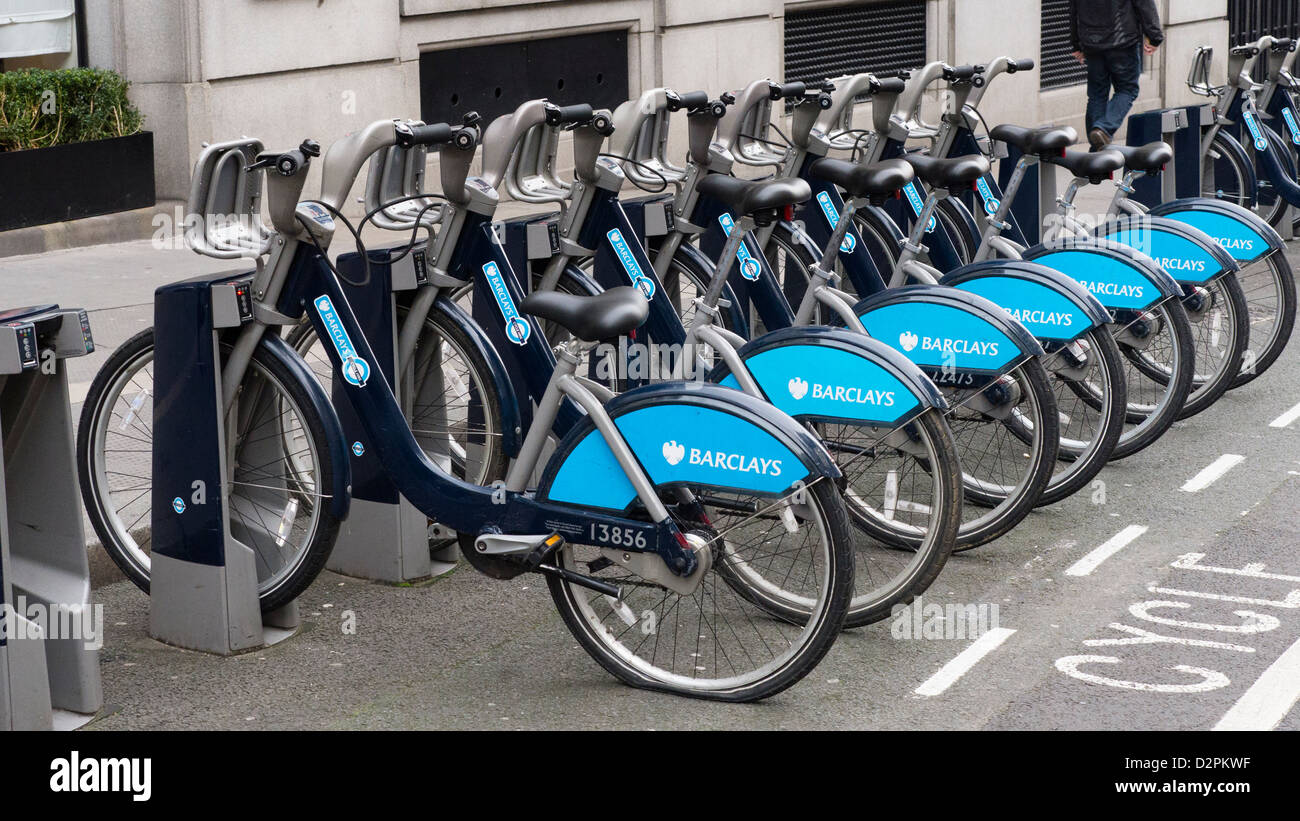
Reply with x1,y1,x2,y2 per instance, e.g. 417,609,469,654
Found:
3,202,1300,730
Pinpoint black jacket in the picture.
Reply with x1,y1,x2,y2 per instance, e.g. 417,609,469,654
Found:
1069,0,1164,52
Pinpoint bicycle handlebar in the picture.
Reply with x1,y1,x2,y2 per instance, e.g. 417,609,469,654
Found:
873,76,907,94
546,103,595,126
667,89,710,111
1007,58,1036,73
771,81,807,100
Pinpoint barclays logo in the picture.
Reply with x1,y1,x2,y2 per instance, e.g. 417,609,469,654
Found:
482,262,532,345
661,439,783,476
900,329,999,357
1157,257,1208,274
787,375,895,406
314,295,370,387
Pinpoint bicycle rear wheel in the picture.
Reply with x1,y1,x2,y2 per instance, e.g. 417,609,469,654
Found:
547,478,854,702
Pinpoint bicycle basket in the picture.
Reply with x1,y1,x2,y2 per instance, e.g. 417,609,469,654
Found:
503,121,571,204
363,129,443,232
185,138,274,259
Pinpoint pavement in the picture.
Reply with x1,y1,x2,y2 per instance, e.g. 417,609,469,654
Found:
3,185,1300,730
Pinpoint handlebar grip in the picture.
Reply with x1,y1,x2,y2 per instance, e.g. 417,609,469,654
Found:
547,103,595,125
672,90,711,111
872,76,907,94
401,123,453,147
772,81,808,100
1273,37,1295,50
1009,58,1036,73
944,64,979,80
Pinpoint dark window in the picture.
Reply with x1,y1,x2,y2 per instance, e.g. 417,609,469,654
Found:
784,1,927,85
419,30,628,125
1041,0,1087,90
1228,0,1300,46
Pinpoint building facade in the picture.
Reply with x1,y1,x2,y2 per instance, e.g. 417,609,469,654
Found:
3,0,1238,206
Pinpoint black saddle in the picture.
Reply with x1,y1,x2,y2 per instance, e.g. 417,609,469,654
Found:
809,158,913,200
696,174,812,219
1047,148,1125,183
990,124,1077,155
904,154,990,189
518,286,648,342
1108,141,1173,173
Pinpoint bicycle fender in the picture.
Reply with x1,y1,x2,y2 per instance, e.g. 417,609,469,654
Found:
941,259,1111,343
1023,239,1184,311
1091,215,1240,285
537,382,839,513
260,332,353,520
852,285,1043,380
707,325,946,428
1149,198,1285,266
432,295,524,457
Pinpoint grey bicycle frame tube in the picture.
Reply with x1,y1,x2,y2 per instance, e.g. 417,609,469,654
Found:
503,342,671,522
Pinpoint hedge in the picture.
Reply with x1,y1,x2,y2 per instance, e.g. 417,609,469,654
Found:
0,67,144,152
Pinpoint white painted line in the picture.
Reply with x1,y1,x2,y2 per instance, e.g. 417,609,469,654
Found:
1268,400,1300,429
1180,454,1245,493
914,627,1016,697
1213,634,1300,731
1065,525,1148,577
68,381,90,405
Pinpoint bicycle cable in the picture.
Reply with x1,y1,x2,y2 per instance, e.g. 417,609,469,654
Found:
597,152,669,193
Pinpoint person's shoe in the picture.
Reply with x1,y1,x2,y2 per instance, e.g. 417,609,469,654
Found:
1088,128,1112,150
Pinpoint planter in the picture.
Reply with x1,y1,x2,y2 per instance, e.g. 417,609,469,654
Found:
0,132,155,231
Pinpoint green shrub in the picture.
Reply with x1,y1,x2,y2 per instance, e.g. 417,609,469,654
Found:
0,67,144,152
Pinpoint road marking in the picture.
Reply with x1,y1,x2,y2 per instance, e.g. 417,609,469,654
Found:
1213,634,1300,730
1065,525,1148,577
68,381,90,405
1180,454,1245,493
1268,400,1300,428
914,627,1016,697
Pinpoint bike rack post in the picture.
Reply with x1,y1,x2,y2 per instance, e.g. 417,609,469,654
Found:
1,305,102,730
1125,106,1201,207
149,273,300,654
326,248,455,582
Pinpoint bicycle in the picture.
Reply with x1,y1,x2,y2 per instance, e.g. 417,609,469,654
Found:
78,118,860,701
352,97,964,628
617,82,1061,549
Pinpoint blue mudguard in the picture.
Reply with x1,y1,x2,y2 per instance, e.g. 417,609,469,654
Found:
940,259,1113,343
1090,215,1240,285
260,332,353,520
538,382,841,513
1149,198,1285,266
707,325,946,428
1022,239,1184,312
852,285,1044,385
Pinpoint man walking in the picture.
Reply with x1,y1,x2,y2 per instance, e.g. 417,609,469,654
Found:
1069,0,1164,149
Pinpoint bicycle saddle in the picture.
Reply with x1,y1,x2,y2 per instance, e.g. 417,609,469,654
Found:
990,124,1077,155
904,153,990,189
809,157,914,199
519,286,649,342
1106,141,1173,173
697,174,812,217
1047,148,1125,183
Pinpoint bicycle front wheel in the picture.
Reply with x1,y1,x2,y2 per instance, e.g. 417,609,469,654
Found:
76,329,341,611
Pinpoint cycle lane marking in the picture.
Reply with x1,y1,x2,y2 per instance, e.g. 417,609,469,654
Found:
1065,524,1148,577
1213,634,1300,730
914,627,1016,696
1180,454,1246,493
1267,400,1300,429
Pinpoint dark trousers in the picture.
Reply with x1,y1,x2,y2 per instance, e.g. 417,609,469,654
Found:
1085,45,1143,136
